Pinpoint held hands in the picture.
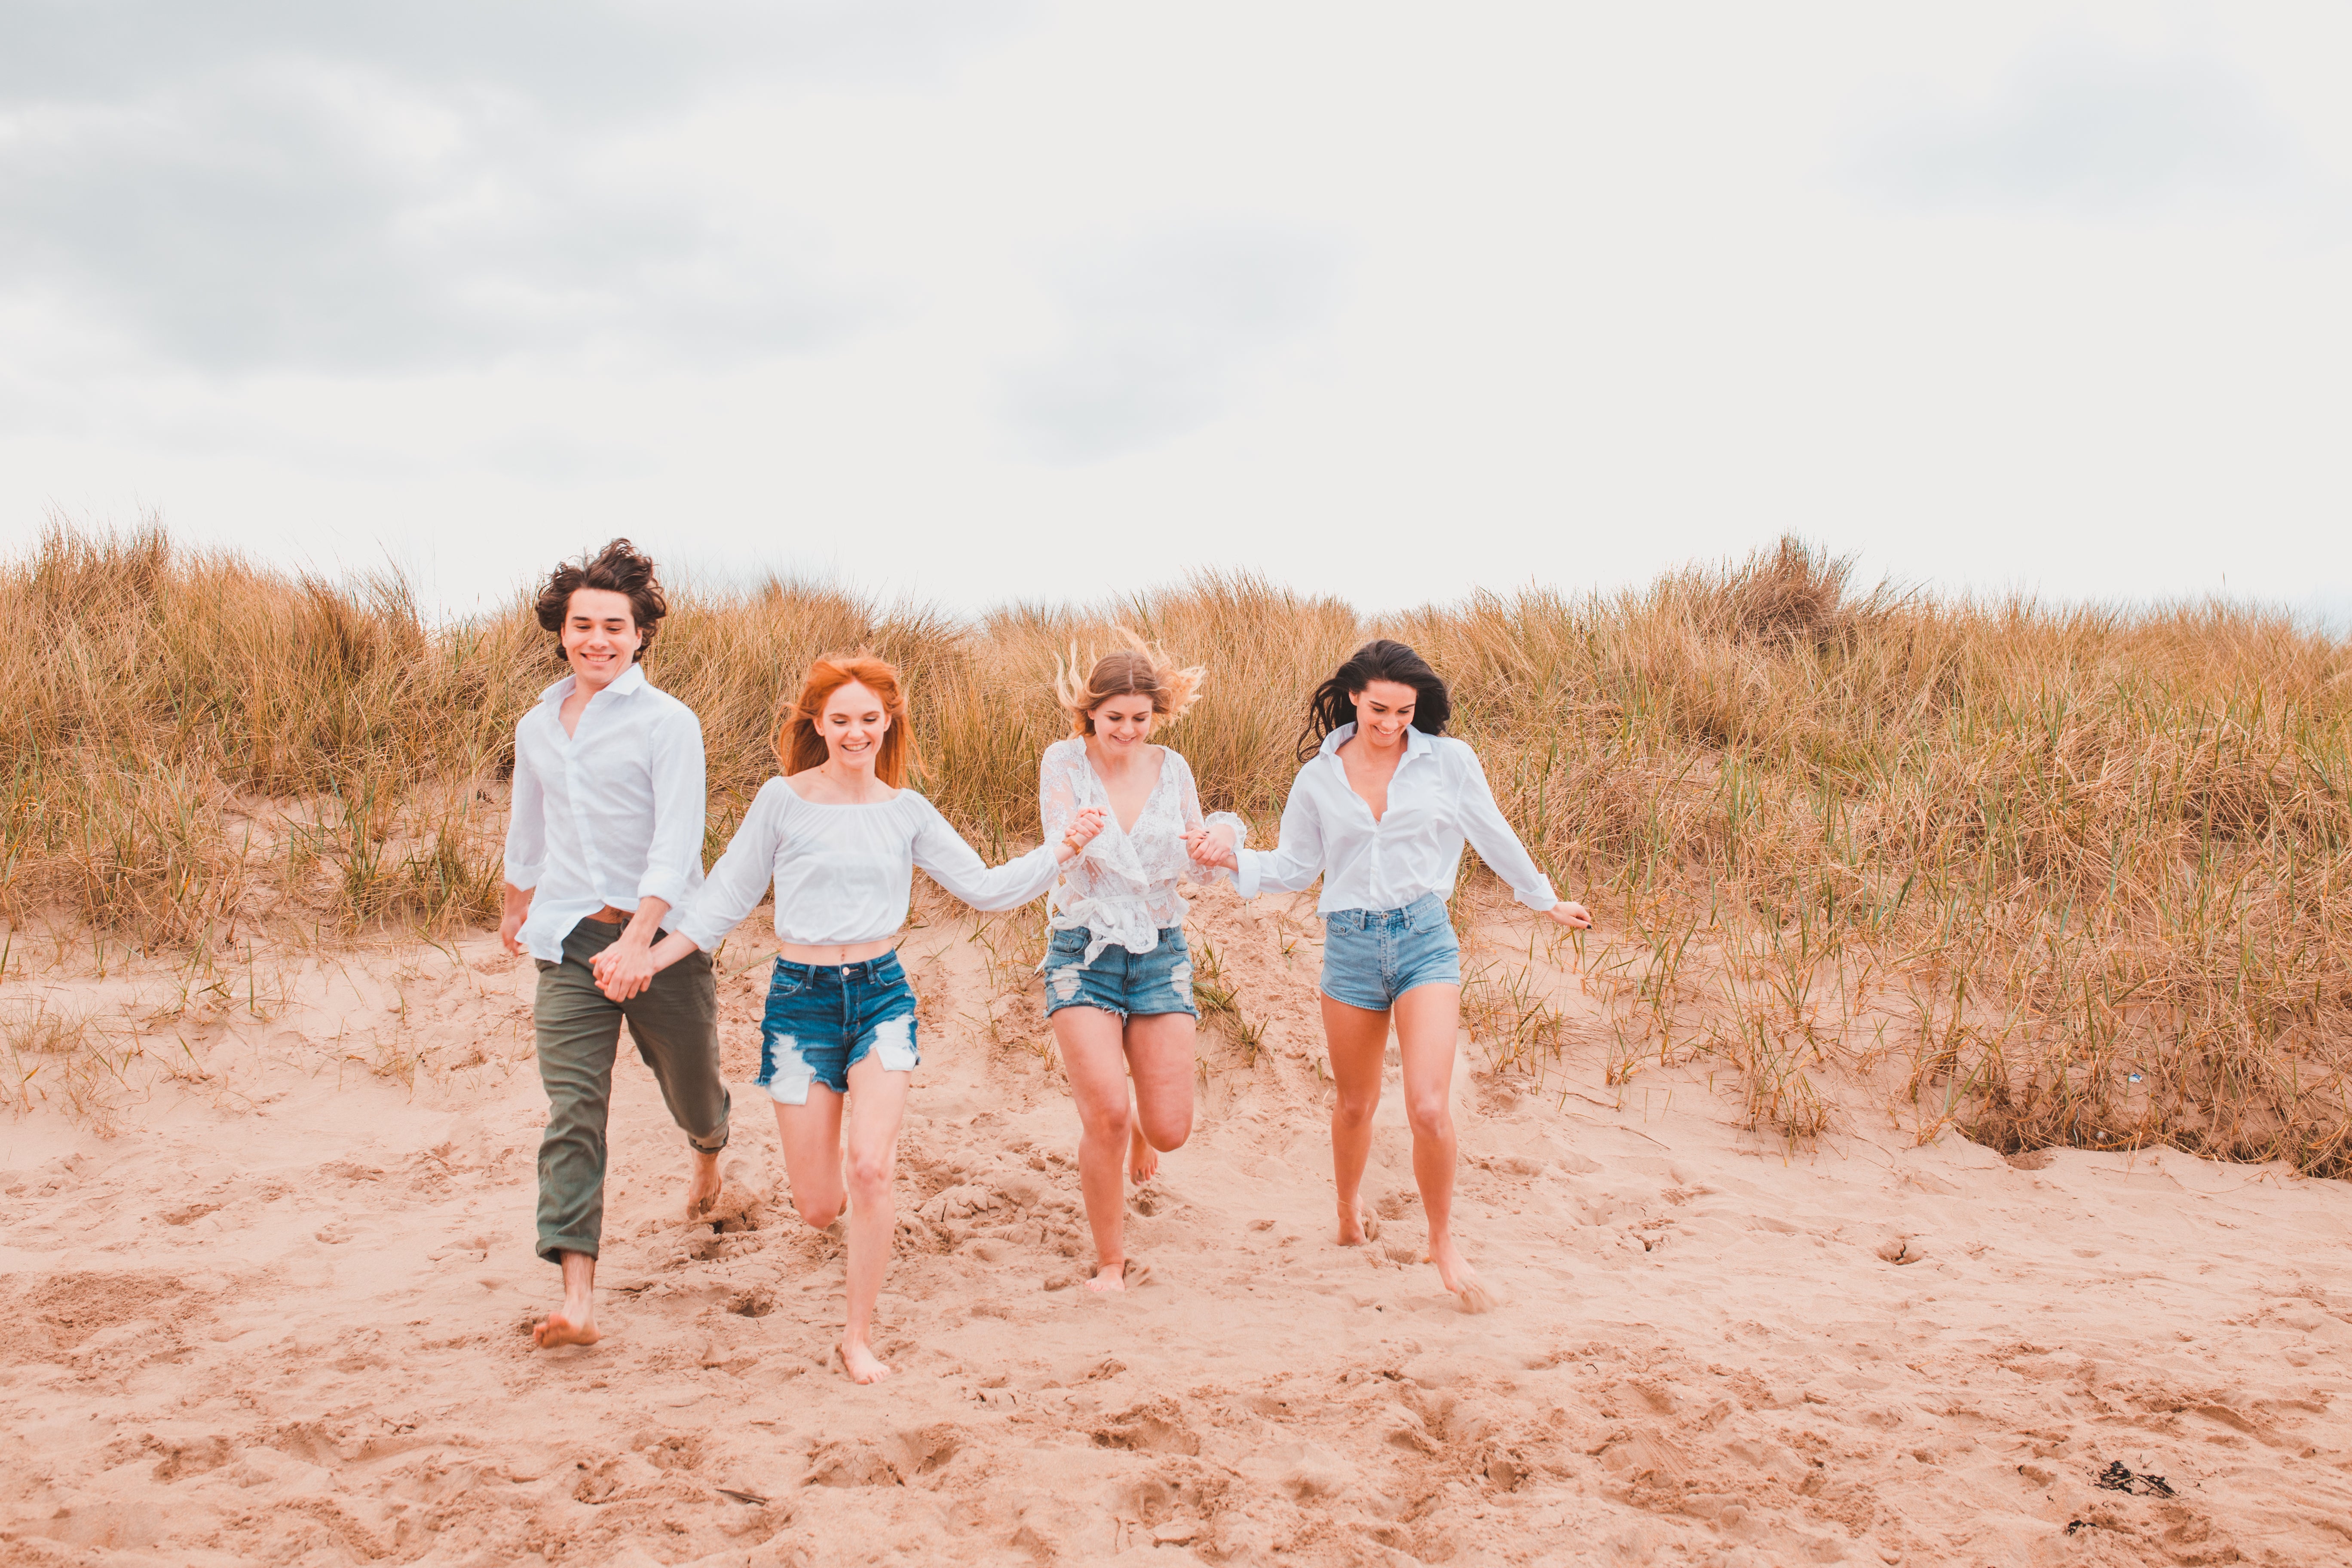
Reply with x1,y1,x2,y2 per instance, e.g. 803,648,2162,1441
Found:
1056,807,1108,863
590,938,659,1002
1547,900,1593,930
1181,823,1239,873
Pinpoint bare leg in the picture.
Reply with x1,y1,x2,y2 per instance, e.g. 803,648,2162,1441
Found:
837,1055,913,1382
774,1089,847,1230
686,1145,721,1220
1124,1012,1196,1158
1128,1113,1159,1183
1321,993,1391,1247
1061,1010,1198,1292
1391,983,1492,1310
1056,1008,1138,1290
534,1250,601,1348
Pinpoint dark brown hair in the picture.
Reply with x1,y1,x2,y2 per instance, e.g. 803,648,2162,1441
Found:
533,539,669,664
1297,638,1451,761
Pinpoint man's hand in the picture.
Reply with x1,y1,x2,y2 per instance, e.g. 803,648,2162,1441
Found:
591,939,658,1002
500,883,533,958
589,896,672,1002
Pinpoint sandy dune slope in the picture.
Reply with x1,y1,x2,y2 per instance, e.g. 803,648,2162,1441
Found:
4,888,2352,1567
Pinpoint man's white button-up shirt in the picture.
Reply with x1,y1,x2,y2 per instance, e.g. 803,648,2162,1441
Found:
1234,723,1557,914
501,664,708,962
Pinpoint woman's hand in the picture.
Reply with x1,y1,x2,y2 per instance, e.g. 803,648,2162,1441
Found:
1546,900,1592,930
590,937,659,1002
1055,807,1107,863
1183,823,1239,872
592,931,702,1001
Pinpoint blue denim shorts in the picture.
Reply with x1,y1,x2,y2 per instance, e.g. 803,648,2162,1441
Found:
757,953,921,1105
1042,925,1199,1020
1319,894,1461,1011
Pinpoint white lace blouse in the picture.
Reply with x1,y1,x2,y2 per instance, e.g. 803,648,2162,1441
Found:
1039,738,1247,964
675,779,1062,951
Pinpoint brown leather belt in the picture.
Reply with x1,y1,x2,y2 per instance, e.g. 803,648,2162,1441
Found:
584,905,631,925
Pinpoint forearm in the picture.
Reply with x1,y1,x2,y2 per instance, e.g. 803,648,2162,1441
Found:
619,896,670,948
502,882,534,920
645,929,703,973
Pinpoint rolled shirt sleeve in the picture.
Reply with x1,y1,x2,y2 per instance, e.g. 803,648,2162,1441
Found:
635,706,708,913
501,726,548,891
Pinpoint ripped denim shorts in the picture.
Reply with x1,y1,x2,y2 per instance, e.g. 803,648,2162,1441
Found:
756,953,921,1105
1042,925,1198,1021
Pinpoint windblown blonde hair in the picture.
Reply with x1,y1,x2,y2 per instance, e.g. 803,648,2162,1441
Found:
1053,627,1206,737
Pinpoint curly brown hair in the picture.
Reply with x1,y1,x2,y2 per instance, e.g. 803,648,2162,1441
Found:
533,539,669,664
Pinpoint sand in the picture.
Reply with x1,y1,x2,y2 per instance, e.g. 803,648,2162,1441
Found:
5,886,2352,1567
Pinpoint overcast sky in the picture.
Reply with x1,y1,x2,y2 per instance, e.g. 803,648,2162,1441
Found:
3,1,2347,618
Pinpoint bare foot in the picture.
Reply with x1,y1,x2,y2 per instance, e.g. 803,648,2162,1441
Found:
684,1148,722,1222
1429,1234,1501,1314
533,1307,601,1349
1086,1259,1151,1295
839,1341,892,1384
1337,1203,1380,1247
1127,1124,1159,1184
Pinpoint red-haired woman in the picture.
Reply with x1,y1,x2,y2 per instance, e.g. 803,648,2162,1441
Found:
631,655,1104,1384
1038,632,1245,1293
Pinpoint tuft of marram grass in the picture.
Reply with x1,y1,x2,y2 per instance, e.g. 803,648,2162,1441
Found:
2,524,2347,1173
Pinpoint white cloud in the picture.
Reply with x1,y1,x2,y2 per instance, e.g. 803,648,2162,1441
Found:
0,2,2346,616
1001,224,1341,462
1851,43,2298,214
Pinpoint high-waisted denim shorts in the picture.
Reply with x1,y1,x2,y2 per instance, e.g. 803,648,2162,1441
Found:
1319,893,1461,1011
1042,925,1198,1020
757,953,920,1105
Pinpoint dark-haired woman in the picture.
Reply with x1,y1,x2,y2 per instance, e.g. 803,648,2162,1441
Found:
627,655,1104,1383
1039,631,1246,1294
1188,639,1589,1313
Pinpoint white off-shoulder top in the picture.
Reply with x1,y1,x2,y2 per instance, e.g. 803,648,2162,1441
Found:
1039,738,1247,965
675,778,1060,951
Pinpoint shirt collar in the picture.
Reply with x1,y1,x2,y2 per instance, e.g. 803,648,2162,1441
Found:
538,662,649,707
1319,722,1432,762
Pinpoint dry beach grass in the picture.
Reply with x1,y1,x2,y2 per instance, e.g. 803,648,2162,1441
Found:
3,523,2346,1171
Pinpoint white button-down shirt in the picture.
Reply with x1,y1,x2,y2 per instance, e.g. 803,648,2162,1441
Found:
1235,723,1557,914
502,664,707,962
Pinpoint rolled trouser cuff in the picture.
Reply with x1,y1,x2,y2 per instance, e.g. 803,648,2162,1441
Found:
536,1232,600,1265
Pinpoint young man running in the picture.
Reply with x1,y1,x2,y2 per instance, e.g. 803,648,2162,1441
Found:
500,539,728,1350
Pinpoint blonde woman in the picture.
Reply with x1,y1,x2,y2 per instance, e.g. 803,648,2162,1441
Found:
1039,631,1246,1293
627,654,1104,1383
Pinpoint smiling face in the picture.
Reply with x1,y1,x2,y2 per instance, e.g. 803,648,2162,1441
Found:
1087,693,1158,752
820,680,891,773
1350,678,1418,749
560,587,643,692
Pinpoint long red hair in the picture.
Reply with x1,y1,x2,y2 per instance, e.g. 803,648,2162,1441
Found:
776,654,916,788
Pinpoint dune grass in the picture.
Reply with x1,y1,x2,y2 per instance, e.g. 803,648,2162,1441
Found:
2,524,2346,1173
